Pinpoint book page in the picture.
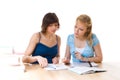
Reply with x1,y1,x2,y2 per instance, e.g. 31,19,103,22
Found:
68,66,106,75
68,66,92,75
71,62,98,67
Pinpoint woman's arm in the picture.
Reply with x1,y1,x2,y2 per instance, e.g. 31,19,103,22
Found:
22,33,48,67
52,35,61,64
57,35,61,58
82,43,103,63
62,45,71,64
22,33,39,63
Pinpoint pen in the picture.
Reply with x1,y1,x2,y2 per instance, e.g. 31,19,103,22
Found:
88,61,92,67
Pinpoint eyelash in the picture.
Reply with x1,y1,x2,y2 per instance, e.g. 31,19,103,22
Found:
75,26,83,31
79,29,83,31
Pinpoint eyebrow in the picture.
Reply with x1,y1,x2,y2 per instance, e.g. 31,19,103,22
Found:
78,28,84,31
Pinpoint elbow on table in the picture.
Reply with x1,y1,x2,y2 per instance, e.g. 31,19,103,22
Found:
94,57,103,63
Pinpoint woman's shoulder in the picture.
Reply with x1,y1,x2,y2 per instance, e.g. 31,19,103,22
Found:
32,32,40,38
91,33,99,46
92,33,98,39
56,34,61,41
67,34,74,42
67,34,74,37
56,34,60,38
30,32,40,42
68,34,74,38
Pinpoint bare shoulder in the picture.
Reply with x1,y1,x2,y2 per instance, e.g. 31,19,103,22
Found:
32,32,40,37
56,35,61,41
31,32,40,42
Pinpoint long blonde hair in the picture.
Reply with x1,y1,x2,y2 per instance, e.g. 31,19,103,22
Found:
76,14,92,46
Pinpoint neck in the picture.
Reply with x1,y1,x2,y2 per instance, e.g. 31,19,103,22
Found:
75,36,86,41
42,32,54,39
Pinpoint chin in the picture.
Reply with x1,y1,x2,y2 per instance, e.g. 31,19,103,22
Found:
50,32,55,34
75,35,78,38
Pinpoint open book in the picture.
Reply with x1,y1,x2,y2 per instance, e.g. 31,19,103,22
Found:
70,62,99,67
68,66,106,75
44,64,68,70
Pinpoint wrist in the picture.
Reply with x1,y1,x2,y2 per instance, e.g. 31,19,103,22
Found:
64,57,70,63
55,56,59,60
82,57,89,61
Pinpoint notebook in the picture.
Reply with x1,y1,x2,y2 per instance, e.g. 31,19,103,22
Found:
68,66,106,75
44,64,68,70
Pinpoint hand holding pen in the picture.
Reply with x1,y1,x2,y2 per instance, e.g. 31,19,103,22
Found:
74,51,84,60
75,51,92,67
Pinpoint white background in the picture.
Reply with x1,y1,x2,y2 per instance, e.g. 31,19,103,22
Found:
0,0,120,62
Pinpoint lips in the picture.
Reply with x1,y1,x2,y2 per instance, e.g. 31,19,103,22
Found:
52,30,56,33
75,33,78,35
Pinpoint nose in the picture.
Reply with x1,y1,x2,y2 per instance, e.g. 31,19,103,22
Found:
74,28,79,33
53,25,59,30
52,26,58,32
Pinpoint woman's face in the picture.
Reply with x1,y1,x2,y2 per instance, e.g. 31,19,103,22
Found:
46,23,59,34
74,20,87,38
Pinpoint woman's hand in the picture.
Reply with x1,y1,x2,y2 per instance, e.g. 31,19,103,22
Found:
36,56,48,67
62,57,70,65
52,57,59,64
75,52,84,60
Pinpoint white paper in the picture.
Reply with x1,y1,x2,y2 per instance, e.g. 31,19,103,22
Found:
44,64,68,70
71,62,98,67
68,66,106,75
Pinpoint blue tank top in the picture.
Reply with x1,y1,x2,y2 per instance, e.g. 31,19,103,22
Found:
32,33,58,64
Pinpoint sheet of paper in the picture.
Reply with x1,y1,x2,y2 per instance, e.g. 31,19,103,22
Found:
44,64,68,70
